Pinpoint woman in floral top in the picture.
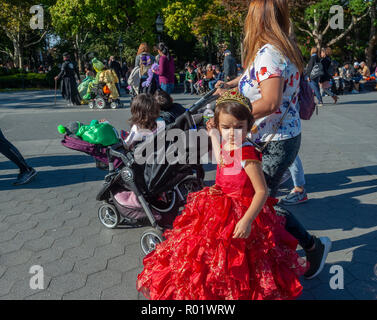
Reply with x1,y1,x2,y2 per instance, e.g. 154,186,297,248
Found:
216,0,331,281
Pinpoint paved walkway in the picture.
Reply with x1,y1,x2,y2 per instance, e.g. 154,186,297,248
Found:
0,90,376,300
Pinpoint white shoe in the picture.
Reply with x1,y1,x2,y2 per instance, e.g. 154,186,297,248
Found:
351,90,359,94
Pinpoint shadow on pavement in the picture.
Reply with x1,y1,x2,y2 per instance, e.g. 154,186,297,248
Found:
0,154,94,171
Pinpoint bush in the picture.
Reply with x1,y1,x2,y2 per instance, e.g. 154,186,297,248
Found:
0,73,50,89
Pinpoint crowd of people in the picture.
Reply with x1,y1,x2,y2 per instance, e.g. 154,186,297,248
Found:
305,47,377,106
182,50,242,95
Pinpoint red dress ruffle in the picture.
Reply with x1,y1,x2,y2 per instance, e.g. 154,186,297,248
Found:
137,145,308,300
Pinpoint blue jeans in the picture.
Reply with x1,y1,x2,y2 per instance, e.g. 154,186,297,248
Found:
309,78,323,103
160,83,174,94
288,155,306,188
209,80,218,90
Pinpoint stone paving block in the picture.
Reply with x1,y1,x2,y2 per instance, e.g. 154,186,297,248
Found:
0,229,17,243
62,215,91,229
124,267,143,300
8,220,38,233
1,263,31,282
83,230,113,248
44,226,74,240
13,227,47,244
86,269,122,291
0,249,33,267
3,212,32,225
62,243,96,261
346,262,377,282
101,280,138,300
347,280,377,300
310,283,356,300
74,256,107,275
62,285,102,300
55,209,82,223
0,278,14,297
0,239,24,255
43,258,76,278
30,247,65,265
108,252,140,273
297,289,316,300
6,276,52,300
51,235,83,252
70,223,102,239
30,218,65,233
26,290,62,300
93,243,125,261
0,265,6,278
111,228,144,246
48,272,87,296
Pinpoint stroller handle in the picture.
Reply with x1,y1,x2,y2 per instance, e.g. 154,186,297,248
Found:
188,88,218,114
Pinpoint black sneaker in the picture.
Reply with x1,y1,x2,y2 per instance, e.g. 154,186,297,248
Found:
13,168,37,186
304,236,332,279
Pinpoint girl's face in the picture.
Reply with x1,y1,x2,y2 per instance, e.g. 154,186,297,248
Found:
218,111,248,148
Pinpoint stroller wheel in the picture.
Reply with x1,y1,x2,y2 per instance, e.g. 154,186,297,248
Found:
88,101,95,109
140,228,165,255
98,204,120,229
95,97,106,109
110,101,118,109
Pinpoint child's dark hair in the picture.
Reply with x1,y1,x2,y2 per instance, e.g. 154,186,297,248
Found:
130,93,160,130
153,89,173,111
214,101,254,131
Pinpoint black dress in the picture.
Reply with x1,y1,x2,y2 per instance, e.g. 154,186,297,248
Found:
57,60,81,105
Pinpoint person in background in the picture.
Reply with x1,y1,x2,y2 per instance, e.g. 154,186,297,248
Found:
0,128,37,185
183,64,197,94
154,89,186,125
223,50,238,82
54,53,81,106
319,47,338,104
340,63,357,93
279,155,308,206
135,43,155,69
154,42,175,94
109,56,122,96
209,65,224,90
305,47,323,107
352,62,363,93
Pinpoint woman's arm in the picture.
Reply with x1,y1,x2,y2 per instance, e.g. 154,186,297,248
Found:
250,77,284,120
233,161,269,239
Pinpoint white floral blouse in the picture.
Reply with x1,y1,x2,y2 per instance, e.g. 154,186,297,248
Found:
239,44,301,143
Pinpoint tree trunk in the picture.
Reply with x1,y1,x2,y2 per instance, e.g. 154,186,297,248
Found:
366,2,376,67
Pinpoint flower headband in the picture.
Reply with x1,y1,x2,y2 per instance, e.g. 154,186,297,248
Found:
216,88,252,113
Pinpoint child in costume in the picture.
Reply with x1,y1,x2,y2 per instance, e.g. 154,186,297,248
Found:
122,93,165,149
136,89,307,300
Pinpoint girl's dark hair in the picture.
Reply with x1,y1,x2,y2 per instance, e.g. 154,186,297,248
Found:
130,94,160,130
157,42,171,60
214,101,254,131
153,89,173,111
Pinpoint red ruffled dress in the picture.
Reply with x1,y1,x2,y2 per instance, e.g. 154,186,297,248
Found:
137,144,308,300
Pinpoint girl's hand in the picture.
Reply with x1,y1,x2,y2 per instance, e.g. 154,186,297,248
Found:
215,81,225,88
206,117,217,136
233,217,253,239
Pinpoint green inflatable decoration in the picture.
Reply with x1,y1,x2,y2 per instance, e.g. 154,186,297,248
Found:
58,120,119,146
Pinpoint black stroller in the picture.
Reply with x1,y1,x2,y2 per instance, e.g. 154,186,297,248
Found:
95,89,217,255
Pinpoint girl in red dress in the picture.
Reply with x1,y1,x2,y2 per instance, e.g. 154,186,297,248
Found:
136,89,308,300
